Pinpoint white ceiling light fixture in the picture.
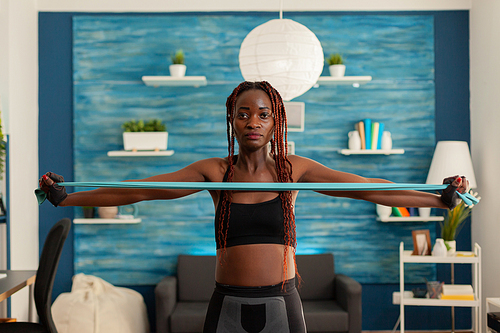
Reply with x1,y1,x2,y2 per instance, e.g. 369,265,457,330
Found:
238,0,324,101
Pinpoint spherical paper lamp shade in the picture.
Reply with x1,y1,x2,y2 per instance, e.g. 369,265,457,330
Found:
239,19,324,101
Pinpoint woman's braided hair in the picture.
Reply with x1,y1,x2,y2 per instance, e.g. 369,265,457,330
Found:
219,81,297,282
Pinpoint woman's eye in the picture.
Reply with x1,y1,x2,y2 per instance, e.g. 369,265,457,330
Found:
237,113,249,119
260,112,272,119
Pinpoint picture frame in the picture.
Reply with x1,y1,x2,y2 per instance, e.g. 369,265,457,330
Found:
284,101,305,132
412,229,431,255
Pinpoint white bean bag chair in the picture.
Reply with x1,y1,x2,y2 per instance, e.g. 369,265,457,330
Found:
52,273,150,333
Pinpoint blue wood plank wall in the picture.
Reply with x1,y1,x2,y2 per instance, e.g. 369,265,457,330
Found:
39,11,470,331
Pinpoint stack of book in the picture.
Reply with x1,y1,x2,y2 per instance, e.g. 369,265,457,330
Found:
441,284,474,300
355,118,384,150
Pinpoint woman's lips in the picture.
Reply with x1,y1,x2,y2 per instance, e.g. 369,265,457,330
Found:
246,133,262,140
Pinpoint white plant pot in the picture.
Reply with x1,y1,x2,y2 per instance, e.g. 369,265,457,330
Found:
329,64,346,77
169,64,186,77
123,132,168,151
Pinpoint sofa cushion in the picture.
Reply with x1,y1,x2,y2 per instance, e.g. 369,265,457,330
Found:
296,253,335,300
302,300,349,332
170,301,209,333
177,255,216,301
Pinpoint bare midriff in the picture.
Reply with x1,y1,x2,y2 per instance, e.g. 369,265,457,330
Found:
215,243,296,286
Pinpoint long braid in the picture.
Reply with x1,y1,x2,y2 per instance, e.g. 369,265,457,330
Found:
220,81,298,284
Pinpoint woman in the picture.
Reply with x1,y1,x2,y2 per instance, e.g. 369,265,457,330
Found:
40,81,468,333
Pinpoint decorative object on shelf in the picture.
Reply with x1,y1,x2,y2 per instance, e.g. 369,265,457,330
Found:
376,204,392,219
441,190,480,255
169,49,186,77
118,204,138,218
381,131,392,150
121,119,168,151
326,53,346,77
98,206,118,219
432,238,448,257
239,3,323,101
82,206,95,218
426,280,444,299
348,130,361,150
412,287,427,298
418,207,431,218
412,229,431,255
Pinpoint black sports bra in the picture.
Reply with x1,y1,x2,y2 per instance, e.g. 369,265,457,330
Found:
214,166,286,249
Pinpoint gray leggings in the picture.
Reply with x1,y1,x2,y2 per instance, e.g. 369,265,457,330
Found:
203,278,306,333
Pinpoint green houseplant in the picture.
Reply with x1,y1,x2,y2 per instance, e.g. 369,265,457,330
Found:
121,119,168,151
170,49,186,77
440,190,480,254
326,53,346,77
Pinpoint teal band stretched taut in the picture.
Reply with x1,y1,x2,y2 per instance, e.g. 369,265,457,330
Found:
59,181,450,192
34,182,480,206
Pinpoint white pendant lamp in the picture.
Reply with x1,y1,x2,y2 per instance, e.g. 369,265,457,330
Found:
238,6,324,101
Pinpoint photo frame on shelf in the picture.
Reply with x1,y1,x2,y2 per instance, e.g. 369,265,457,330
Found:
284,101,305,132
412,229,431,255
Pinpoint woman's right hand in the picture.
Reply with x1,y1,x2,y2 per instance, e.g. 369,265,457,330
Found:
39,172,68,207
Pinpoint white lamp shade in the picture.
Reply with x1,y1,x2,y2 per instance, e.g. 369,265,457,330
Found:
239,19,324,101
425,141,477,188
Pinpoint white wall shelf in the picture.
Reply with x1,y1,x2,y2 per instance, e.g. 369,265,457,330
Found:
74,216,142,224
377,216,444,223
107,150,174,157
316,76,372,86
398,242,481,333
338,149,404,155
142,76,207,87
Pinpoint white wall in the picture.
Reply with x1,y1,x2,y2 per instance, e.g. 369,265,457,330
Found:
470,0,500,325
7,0,500,326
0,0,39,320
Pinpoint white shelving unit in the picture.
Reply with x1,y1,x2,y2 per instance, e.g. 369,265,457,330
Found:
316,76,372,86
398,242,481,333
338,149,404,155
142,76,207,87
377,216,444,223
74,216,141,224
486,298,500,332
107,150,174,157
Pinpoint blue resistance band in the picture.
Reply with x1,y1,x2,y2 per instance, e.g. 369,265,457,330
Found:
54,181,479,206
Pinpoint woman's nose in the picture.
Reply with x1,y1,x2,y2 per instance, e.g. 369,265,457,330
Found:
246,115,261,128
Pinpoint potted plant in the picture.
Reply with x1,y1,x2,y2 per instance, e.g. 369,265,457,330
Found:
440,190,480,255
326,53,346,77
82,206,95,218
122,119,168,151
169,49,186,77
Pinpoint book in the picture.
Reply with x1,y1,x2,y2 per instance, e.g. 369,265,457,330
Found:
364,119,372,149
377,122,384,149
397,207,411,217
441,284,474,300
356,121,366,149
392,207,402,217
371,122,379,150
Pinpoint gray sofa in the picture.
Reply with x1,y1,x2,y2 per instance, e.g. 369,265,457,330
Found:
155,253,362,333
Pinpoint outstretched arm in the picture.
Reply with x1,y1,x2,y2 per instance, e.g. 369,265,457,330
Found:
40,158,224,207
290,155,467,209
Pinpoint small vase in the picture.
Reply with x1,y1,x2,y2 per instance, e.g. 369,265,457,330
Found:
432,238,447,257
329,64,346,77
348,130,361,150
98,207,118,219
445,240,456,256
169,64,186,77
418,207,431,218
376,204,392,219
381,131,392,150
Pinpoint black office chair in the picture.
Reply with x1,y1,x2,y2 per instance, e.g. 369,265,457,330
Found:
0,218,71,333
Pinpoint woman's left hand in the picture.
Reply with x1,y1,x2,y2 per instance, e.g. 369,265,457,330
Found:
441,175,469,210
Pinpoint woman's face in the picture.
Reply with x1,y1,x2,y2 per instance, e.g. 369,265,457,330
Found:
232,89,275,151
